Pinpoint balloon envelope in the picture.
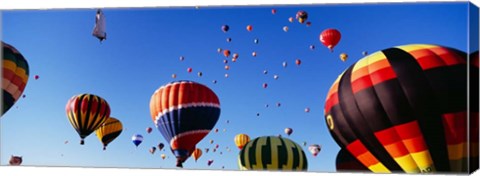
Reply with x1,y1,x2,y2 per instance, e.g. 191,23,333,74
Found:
96,117,123,150
2,42,29,116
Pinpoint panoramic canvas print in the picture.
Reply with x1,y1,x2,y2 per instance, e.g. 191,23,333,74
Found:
1,2,479,174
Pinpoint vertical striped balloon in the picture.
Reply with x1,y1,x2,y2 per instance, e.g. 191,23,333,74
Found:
66,94,111,145
234,133,250,149
238,136,308,171
150,80,220,167
324,44,475,173
2,42,29,116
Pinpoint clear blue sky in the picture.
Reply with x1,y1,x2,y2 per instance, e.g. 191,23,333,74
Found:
1,2,471,172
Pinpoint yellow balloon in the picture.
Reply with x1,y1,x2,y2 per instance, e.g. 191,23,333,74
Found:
95,117,123,150
234,134,250,149
340,53,348,62
192,148,203,162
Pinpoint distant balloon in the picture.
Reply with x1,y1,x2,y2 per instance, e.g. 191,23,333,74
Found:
2,42,29,117
213,80,217,84
263,83,268,88
288,17,294,23
265,104,269,108
223,59,228,64
339,53,348,62
171,74,177,79
320,28,341,52
225,65,230,70
252,52,257,57
197,72,203,77
150,146,157,154
276,102,281,107
208,160,214,166
217,48,222,53
9,156,22,166
22,94,26,98
92,9,107,42
66,94,110,145
34,75,39,80
132,134,143,147
205,148,210,153
309,144,321,157
295,59,302,66
187,67,193,73
96,117,123,150
303,141,307,146
146,127,153,134
271,9,277,14
310,45,315,50
246,25,253,32
305,107,310,113
215,144,219,149
233,53,239,59
282,61,287,68
256,112,260,117
296,10,308,23
254,38,259,44
234,133,250,149
306,21,312,27
362,51,368,56
238,136,308,171
158,143,165,151
193,148,203,162
226,120,230,123
223,50,231,58
263,70,268,74
161,154,166,160
225,73,229,78
283,26,289,32
273,75,279,80
232,58,237,62
221,25,229,32
284,128,293,136
215,128,219,133
210,139,214,144
179,56,185,61
226,38,232,42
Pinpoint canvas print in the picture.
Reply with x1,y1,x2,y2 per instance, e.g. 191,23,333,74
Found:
1,2,479,174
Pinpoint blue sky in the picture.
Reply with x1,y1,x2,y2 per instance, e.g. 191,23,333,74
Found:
1,2,472,172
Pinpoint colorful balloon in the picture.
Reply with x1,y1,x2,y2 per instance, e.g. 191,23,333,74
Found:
340,53,348,62
284,128,293,136
271,9,277,14
288,17,294,23
296,59,302,66
221,25,229,32
95,117,123,150
66,94,110,145
2,42,29,116
305,107,310,113
282,61,287,68
336,149,370,172
308,144,321,157
273,75,279,80
306,21,312,27
150,146,157,154
150,80,220,168
187,67,193,73
238,136,308,170
296,10,308,23
146,127,153,134
198,72,203,77
320,28,341,52
283,26,289,32
9,155,22,166
234,134,250,149
161,154,166,160
226,38,232,42
132,134,143,147
172,74,177,79
246,25,253,32
193,148,203,162
223,50,231,58
362,51,368,56
263,83,268,88
252,52,257,57
324,44,476,173
254,38,259,44
310,45,315,50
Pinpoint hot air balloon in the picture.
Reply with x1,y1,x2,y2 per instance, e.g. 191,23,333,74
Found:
306,21,312,27
324,44,477,173
226,38,232,42
179,56,185,61
283,26,289,32
150,80,221,168
303,141,307,146
198,72,203,77
256,112,260,117
208,159,214,166
252,52,257,57
362,51,368,56
213,80,217,84
238,136,308,170
320,28,341,52
223,50,231,58
288,17,294,23
310,45,315,50
254,38,259,44
263,83,268,88
232,58,237,62
95,117,123,150
277,102,281,107
193,148,202,162
282,61,287,68
187,67,193,73
305,107,310,113
234,134,250,149
336,149,370,172
92,9,106,42
340,53,348,62
215,144,219,149
158,143,165,151
225,73,229,78
217,48,222,53
172,74,177,79
246,25,253,32
132,134,143,147
161,154,167,160
225,65,230,70
150,146,157,154
271,9,277,14
296,10,308,23
308,144,321,157
221,25,229,32
223,59,228,64
66,94,110,145
263,70,268,74
296,59,302,66
146,127,153,134
9,156,22,166
469,50,479,172
2,42,29,117
34,75,39,80
284,128,293,136
274,75,279,80
233,53,239,59
215,128,219,133
205,148,210,153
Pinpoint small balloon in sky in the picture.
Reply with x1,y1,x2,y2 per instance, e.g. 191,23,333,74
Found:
215,128,219,133
340,53,348,62
288,17,294,23
283,26,289,32
207,160,214,166
179,56,185,61
197,72,203,77
362,51,368,56
271,9,277,14
296,10,308,24
310,45,315,50
306,21,312,27
225,65,230,70
254,38,259,44
217,48,222,53
223,50,231,58
225,73,229,78
232,58,237,62
221,25,229,32
223,59,228,64
282,61,287,68
265,104,269,108
246,25,253,32
305,107,310,113
34,75,40,80
277,102,281,107
9,155,22,166
263,70,268,74
226,37,232,42
263,83,268,88
252,51,257,57
273,74,279,80
233,53,239,59
172,74,177,79
22,94,26,98
187,67,192,73
295,59,301,66
256,112,260,117
213,80,217,84
146,127,152,134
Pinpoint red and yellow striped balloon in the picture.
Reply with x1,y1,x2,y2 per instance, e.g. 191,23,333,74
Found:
2,42,29,116
66,94,111,145
324,44,477,173
234,133,250,149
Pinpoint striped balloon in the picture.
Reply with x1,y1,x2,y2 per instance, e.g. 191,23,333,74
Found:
2,42,29,116
469,51,479,172
234,133,250,149
192,148,203,162
149,80,220,168
95,117,123,150
324,44,477,173
66,94,111,145
238,136,308,171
